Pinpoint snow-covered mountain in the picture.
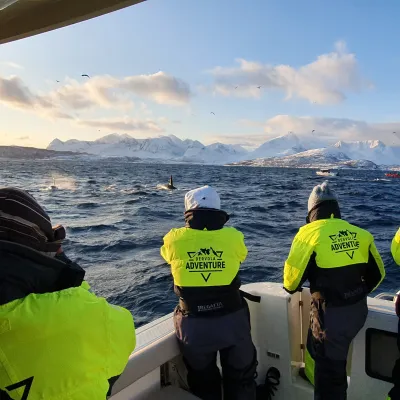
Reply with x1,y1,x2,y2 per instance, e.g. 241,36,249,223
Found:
48,134,247,164
47,132,400,167
233,147,347,167
250,132,327,159
333,140,400,165
181,142,247,164
237,136,399,168
231,147,379,169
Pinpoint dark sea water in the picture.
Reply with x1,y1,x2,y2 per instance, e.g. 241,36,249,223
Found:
1,159,399,326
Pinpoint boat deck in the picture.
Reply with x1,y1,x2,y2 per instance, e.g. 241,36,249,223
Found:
110,283,399,400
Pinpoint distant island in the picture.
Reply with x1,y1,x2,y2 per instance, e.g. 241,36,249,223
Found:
0,146,83,159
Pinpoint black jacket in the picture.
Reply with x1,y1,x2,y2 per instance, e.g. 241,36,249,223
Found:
0,240,85,306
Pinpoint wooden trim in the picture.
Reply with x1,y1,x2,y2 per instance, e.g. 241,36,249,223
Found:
0,0,146,45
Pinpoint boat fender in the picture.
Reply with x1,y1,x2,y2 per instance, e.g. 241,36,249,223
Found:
240,290,261,303
256,367,280,400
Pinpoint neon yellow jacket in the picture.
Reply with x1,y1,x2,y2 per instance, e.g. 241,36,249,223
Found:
0,282,135,400
392,228,400,265
284,218,385,305
161,226,247,287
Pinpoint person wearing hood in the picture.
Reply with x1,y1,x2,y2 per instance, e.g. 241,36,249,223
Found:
161,185,257,400
283,181,385,400
0,188,135,400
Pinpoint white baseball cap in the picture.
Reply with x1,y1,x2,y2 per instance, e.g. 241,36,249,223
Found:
185,186,221,211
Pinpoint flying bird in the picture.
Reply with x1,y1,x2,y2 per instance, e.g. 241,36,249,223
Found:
234,86,238,89
56,80,60,83
257,86,261,89
210,112,215,115
312,130,315,133
81,74,90,78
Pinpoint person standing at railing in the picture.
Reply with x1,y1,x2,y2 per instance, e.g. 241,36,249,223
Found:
0,187,135,400
392,228,400,266
161,185,257,400
387,228,400,400
283,181,385,400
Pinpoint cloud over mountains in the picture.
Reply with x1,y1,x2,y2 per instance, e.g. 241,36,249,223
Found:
208,42,369,104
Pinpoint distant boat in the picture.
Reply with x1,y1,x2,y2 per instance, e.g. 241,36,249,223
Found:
316,169,339,177
385,172,400,178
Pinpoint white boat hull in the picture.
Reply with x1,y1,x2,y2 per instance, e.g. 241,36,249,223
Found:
110,282,398,400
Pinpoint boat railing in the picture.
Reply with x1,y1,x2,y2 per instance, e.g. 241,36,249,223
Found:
374,292,396,301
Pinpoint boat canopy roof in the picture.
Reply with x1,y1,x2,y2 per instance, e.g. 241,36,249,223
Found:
0,0,145,45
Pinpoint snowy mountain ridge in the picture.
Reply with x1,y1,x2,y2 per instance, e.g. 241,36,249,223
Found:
47,133,400,166
48,134,248,164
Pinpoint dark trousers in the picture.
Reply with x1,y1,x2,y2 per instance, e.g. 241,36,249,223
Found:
174,306,257,400
305,298,368,400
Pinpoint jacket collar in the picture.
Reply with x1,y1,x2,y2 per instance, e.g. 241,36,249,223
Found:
184,209,229,231
307,200,341,223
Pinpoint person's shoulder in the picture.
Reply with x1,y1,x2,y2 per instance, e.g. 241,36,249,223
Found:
67,287,132,317
222,226,244,239
297,222,317,237
163,227,188,242
295,221,327,245
343,220,374,240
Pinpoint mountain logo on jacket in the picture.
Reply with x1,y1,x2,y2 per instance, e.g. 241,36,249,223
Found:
187,247,223,259
186,247,225,282
329,230,360,259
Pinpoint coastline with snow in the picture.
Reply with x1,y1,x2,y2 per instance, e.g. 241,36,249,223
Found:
46,132,400,169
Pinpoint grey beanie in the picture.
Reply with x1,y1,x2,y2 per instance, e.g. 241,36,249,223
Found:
308,181,338,212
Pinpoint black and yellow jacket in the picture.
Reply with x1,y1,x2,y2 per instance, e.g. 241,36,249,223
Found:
392,228,400,265
160,210,247,315
284,218,385,306
0,240,135,400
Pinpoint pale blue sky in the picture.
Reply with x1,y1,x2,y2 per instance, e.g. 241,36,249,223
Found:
1,0,400,148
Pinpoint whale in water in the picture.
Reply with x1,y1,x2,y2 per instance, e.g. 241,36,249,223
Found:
167,175,176,190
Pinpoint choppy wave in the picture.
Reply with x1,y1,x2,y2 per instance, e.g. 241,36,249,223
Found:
1,159,399,327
